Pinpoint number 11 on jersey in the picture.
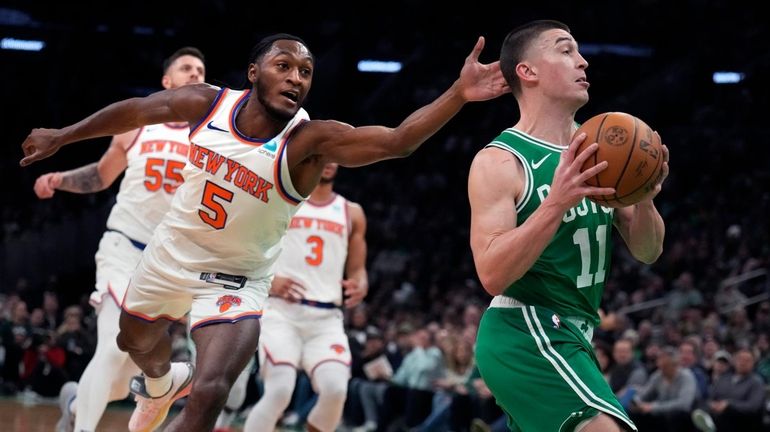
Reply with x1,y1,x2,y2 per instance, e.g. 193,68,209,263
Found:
572,225,607,288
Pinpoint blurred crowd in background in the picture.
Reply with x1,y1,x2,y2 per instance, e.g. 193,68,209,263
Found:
1,1,769,431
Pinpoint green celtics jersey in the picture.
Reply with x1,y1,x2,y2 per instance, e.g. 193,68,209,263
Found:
486,128,615,325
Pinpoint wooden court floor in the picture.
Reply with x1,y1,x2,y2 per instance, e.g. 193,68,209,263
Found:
0,397,250,432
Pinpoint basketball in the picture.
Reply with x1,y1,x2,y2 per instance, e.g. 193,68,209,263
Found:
574,112,664,208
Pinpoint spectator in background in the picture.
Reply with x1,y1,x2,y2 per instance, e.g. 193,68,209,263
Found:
42,290,61,332
56,305,94,382
594,340,614,382
609,338,648,410
709,350,732,384
630,346,697,432
665,272,703,320
0,300,31,393
679,339,709,399
700,338,721,375
725,308,754,348
24,332,67,398
691,349,766,432
754,332,770,383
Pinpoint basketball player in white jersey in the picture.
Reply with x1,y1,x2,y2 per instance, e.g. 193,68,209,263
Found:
20,33,509,432
32,47,206,432
237,162,367,432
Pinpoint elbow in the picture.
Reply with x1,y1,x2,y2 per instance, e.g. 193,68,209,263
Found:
387,134,420,159
636,245,663,265
392,145,416,159
478,271,510,297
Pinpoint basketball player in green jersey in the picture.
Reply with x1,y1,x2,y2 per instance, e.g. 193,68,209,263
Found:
469,20,668,432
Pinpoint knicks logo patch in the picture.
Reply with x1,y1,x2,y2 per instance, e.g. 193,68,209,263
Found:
330,344,346,354
217,295,242,313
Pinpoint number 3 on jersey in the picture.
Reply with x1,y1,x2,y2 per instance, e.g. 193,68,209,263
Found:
305,235,324,266
199,180,234,230
572,225,608,288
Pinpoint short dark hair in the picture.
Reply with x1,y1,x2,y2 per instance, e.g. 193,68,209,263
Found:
247,33,313,66
163,47,205,73
500,20,571,96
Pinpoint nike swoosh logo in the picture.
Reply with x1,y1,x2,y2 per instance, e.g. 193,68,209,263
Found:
531,154,551,169
207,121,228,133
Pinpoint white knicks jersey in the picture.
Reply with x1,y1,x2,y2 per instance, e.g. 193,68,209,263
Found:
105,123,191,244
151,88,309,278
275,194,350,305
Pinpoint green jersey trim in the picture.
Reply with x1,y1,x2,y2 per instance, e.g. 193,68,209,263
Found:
487,142,534,213
504,128,567,152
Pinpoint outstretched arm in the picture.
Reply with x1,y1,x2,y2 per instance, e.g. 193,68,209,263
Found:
306,36,510,167
20,83,218,166
33,129,138,198
614,143,668,263
343,202,368,308
469,136,613,296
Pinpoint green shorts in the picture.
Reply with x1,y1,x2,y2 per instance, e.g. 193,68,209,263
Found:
475,305,636,432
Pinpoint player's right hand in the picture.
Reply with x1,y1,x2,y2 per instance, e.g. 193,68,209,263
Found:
20,128,63,167
34,172,63,199
269,276,306,302
548,133,615,211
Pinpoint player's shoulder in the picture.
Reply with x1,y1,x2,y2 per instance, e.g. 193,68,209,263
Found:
344,198,366,218
472,144,519,168
469,144,524,184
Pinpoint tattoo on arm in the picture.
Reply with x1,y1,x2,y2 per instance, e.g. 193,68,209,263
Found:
59,162,105,193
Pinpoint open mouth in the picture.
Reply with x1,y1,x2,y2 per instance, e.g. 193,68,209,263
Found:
281,91,298,102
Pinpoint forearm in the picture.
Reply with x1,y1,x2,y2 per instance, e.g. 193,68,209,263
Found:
624,200,665,264
58,163,106,193
476,199,565,295
351,268,369,292
55,98,158,148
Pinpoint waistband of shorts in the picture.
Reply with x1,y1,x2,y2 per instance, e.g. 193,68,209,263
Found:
106,229,147,251
300,298,341,309
489,295,526,308
488,296,594,341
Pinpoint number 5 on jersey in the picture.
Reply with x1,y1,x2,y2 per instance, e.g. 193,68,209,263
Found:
199,180,233,230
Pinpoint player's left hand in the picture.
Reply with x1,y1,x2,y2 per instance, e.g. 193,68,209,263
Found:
458,36,511,102
637,133,669,203
343,278,367,308
21,128,64,166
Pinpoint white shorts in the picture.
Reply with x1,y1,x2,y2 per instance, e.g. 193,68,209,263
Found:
123,241,268,330
91,230,144,309
259,297,351,375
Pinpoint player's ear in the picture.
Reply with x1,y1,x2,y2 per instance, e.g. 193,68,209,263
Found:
516,62,537,85
161,74,172,90
247,63,259,84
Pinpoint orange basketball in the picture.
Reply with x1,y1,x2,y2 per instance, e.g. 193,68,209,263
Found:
574,112,664,208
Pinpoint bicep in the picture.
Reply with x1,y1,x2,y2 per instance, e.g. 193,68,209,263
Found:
310,121,398,167
136,83,218,126
468,149,521,259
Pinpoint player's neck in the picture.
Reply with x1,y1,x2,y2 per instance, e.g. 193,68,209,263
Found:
514,100,578,146
308,183,335,204
235,98,285,139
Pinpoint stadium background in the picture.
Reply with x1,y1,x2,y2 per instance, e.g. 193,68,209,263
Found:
1,1,769,431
